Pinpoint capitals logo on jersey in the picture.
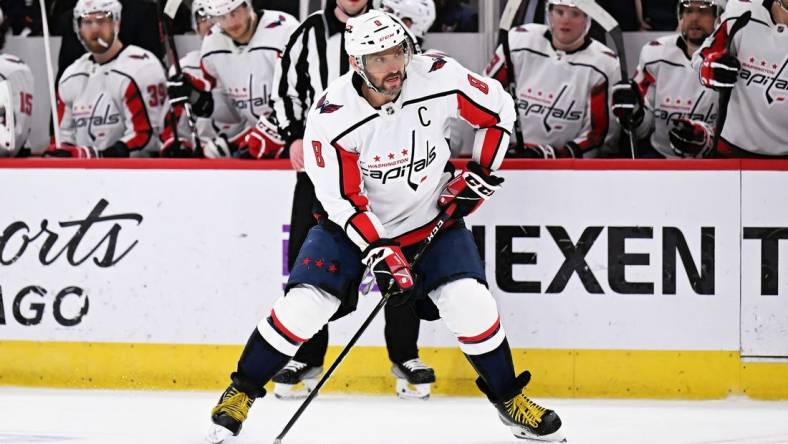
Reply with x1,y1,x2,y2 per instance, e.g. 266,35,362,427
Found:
361,130,438,191
316,94,343,114
518,84,583,132
429,56,447,73
739,55,788,105
266,14,288,28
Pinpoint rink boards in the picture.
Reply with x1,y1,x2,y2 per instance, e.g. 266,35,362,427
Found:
0,158,787,399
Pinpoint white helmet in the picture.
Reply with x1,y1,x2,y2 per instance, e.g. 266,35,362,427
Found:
345,10,413,92
545,0,592,40
346,10,410,57
374,0,435,40
192,0,211,31
677,0,725,20
203,0,250,17
73,0,122,50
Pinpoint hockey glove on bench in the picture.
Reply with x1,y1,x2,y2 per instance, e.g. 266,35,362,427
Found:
438,161,504,218
362,239,414,305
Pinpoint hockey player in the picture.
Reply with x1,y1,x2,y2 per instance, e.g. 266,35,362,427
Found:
611,0,724,158
484,0,621,158
0,8,34,157
166,0,296,159
207,10,564,443
159,0,216,157
269,0,438,401
47,0,167,158
691,0,788,157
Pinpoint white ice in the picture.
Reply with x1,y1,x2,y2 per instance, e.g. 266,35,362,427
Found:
1,387,788,444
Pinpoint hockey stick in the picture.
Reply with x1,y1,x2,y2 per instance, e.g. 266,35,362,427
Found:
39,0,62,149
159,0,204,156
711,11,751,153
574,0,636,159
499,0,526,152
273,209,453,444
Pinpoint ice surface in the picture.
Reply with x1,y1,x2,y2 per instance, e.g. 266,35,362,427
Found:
1,388,788,444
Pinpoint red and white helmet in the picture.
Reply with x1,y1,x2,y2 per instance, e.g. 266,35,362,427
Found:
73,0,122,49
545,0,592,39
203,0,251,17
375,0,435,40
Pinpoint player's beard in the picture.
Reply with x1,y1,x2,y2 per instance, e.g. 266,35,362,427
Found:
85,31,115,54
372,70,406,97
682,24,710,46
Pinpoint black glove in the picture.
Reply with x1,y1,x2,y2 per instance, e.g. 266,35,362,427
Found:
160,137,195,158
167,73,192,107
167,73,214,117
362,238,414,305
611,80,644,127
669,119,713,158
438,161,504,218
700,52,741,90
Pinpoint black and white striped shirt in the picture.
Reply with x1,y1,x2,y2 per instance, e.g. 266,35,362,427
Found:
272,3,368,145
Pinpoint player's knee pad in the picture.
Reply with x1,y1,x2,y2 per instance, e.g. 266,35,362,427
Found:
258,284,341,356
428,278,505,355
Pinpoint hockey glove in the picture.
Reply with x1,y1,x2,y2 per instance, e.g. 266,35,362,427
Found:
160,137,195,158
700,51,740,90
362,239,414,304
167,73,214,117
43,143,99,158
202,136,234,159
611,80,645,127
438,161,504,219
669,119,714,158
235,117,286,159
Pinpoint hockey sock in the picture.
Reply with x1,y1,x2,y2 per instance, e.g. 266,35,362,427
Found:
465,337,517,401
236,328,291,389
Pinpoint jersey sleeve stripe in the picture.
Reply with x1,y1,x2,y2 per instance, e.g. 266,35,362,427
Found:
121,80,153,150
576,82,609,151
457,92,500,128
333,142,368,211
478,126,506,170
346,212,380,245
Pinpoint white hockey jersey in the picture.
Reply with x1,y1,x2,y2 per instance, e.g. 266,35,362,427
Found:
57,45,167,155
634,35,719,158
692,0,788,157
0,53,34,156
484,24,620,155
304,54,515,252
200,11,299,138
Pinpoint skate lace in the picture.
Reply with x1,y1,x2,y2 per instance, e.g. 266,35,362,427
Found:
212,387,253,423
282,360,308,373
401,358,430,371
505,392,546,429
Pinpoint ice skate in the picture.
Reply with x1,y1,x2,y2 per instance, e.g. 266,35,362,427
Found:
271,360,323,400
477,372,565,442
206,374,265,443
391,358,436,400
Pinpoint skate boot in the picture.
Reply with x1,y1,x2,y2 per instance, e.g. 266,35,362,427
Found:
477,371,565,442
207,373,266,443
391,358,436,400
271,360,323,400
